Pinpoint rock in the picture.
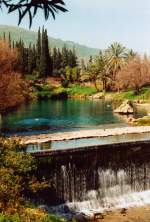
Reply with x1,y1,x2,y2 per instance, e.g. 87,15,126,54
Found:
120,208,127,215
92,92,104,99
128,117,135,124
114,100,134,114
74,210,104,221
38,205,49,213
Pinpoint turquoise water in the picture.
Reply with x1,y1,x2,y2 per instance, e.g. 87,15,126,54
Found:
1,99,146,135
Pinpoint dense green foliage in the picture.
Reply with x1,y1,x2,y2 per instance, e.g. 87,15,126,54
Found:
66,85,97,96
0,137,67,221
111,87,150,101
0,137,35,211
0,212,66,222
8,27,78,79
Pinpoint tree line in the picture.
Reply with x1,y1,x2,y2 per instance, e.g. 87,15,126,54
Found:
80,43,150,94
2,27,78,81
2,30,150,95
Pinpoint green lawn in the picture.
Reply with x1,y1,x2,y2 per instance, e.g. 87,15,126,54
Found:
66,85,97,96
108,87,150,102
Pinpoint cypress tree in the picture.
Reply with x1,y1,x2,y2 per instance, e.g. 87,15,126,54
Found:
39,27,47,77
32,44,37,71
39,27,53,77
52,47,57,70
12,40,15,49
28,43,33,74
61,45,68,69
3,32,6,41
57,48,62,70
68,48,78,68
8,32,11,48
36,27,41,73
44,29,53,75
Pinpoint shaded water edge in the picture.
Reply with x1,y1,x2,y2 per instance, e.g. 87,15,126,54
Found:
32,141,150,219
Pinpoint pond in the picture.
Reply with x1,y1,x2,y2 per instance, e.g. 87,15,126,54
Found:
0,99,147,135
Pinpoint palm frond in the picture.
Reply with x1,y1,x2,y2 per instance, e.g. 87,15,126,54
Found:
0,0,68,28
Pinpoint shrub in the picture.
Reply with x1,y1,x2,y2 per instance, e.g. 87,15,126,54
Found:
61,79,69,88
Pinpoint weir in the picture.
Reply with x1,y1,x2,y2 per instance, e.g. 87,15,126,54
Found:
28,134,150,216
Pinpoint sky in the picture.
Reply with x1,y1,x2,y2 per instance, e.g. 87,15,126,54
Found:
0,0,150,54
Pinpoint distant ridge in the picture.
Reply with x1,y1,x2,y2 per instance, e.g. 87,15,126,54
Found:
0,25,99,58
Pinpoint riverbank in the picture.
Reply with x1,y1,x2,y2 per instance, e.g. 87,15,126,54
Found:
101,205,150,222
20,126,150,144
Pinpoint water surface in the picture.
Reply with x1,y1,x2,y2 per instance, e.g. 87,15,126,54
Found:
1,99,147,135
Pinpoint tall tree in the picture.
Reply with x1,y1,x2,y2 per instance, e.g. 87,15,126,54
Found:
39,27,47,77
44,29,53,75
36,27,41,73
106,42,127,89
8,32,11,48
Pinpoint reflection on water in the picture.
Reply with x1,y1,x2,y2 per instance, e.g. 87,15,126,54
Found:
1,99,147,135
27,132,150,153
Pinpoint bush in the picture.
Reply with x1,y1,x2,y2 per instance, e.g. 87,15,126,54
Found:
0,40,30,113
51,88,68,99
61,79,69,88
0,212,66,222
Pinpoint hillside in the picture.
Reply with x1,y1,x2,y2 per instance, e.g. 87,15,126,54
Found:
0,25,99,58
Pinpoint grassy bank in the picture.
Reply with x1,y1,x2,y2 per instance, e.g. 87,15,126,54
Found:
106,87,150,102
33,83,97,100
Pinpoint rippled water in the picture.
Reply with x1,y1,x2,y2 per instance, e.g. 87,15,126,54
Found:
1,99,147,135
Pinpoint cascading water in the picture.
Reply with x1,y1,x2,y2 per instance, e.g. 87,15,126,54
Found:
36,141,150,218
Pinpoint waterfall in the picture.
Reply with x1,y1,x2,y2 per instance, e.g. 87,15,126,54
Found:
37,142,150,217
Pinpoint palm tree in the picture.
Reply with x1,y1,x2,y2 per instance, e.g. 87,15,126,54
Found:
106,42,128,89
126,49,137,60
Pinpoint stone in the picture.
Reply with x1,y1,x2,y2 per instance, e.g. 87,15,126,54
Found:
92,92,104,99
38,205,49,213
114,100,134,114
74,210,104,221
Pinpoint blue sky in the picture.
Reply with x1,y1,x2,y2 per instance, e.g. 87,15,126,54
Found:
0,0,150,54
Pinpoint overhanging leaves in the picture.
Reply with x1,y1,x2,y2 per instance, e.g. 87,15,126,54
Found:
0,0,68,28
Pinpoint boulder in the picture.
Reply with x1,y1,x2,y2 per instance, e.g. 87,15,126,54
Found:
74,210,104,222
114,100,134,114
92,92,104,99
